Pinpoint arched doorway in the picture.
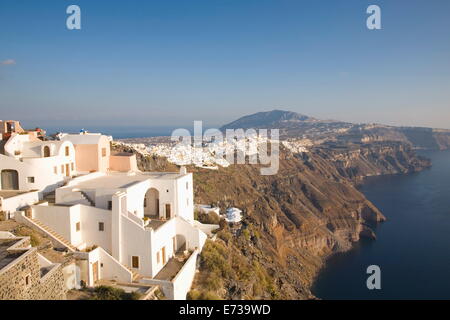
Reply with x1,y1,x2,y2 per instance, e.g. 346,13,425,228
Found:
43,146,50,157
144,188,159,218
1,169,19,190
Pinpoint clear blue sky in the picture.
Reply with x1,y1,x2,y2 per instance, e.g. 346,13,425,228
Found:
1,0,449,129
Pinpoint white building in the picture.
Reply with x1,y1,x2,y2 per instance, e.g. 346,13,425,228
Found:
1,121,216,299
225,207,242,223
0,124,77,194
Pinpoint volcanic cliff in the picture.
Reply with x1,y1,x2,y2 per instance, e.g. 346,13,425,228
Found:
113,140,430,299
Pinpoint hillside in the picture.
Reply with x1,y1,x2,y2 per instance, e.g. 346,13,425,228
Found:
113,141,430,299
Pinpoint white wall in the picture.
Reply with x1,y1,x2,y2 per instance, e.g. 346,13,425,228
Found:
149,217,207,278
172,250,199,300
32,204,76,243
97,247,133,283
125,178,177,219
0,140,77,193
175,173,194,221
119,213,153,277
79,206,112,252
0,191,39,213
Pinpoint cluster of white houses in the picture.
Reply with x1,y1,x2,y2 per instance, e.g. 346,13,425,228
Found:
0,120,217,299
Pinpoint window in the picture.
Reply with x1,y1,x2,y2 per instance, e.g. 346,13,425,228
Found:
54,166,57,174
43,146,50,157
107,201,112,210
102,148,107,157
27,177,35,183
65,146,70,156
132,256,139,269
166,189,169,193
76,222,80,232
98,222,104,231
156,252,160,264
25,275,30,287
71,163,74,170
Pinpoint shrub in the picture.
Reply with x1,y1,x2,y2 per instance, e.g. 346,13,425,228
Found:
187,290,221,300
90,285,141,300
217,230,232,243
197,212,220,225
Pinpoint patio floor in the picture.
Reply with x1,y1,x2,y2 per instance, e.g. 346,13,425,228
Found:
154,251,192,281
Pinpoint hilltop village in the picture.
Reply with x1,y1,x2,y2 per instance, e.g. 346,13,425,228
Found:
0,120,220,300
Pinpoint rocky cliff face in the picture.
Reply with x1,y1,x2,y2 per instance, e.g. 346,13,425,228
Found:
112,141,429,300
188,147,392,299
315,142,431,182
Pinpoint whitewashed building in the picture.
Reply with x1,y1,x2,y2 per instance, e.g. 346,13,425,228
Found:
1,121,216,299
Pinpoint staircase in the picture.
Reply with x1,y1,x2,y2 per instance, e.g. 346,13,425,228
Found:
125,267,140,282
79,191,95,206
31,218,77,252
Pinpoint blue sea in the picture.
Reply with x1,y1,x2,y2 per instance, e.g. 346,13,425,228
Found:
312,149,450,299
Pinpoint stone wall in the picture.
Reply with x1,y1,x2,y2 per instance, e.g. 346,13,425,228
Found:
0,238,67,300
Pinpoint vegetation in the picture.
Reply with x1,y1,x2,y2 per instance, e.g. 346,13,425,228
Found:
194,209,221,225
192,239,280,300
187,289,222,300
89,285,141,300
84,245,98,252
14,226,42,247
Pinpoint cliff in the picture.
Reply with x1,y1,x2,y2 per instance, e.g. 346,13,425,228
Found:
113,141,429,299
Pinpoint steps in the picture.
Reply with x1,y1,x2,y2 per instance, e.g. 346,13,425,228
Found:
31,218,77,251
79,191,95,206
125,267,140,282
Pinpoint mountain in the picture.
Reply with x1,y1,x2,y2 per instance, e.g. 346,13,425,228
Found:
220,110,317,129
221,110,450,150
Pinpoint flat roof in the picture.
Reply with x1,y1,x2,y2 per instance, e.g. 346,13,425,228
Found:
0,191,30,199
0,239,24,270
70,172,187,189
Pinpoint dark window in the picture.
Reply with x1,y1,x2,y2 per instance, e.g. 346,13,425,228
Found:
132,256,139,269
99,222,104,231
76,222,80,232
107,201,112,210
25,275,30,286
27,177,35,183
43,146,50,157
65,146,70,156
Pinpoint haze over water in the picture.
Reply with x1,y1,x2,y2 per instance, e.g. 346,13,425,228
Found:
312,150,450,299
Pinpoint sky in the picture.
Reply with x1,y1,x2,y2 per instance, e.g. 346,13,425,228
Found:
1,0,450,131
